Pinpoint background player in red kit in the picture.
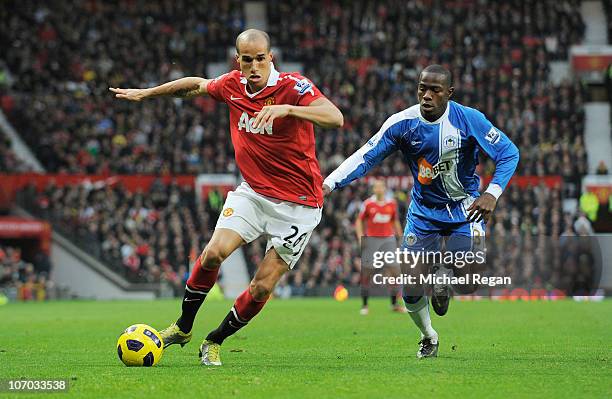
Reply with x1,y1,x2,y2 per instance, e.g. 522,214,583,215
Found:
355,179,404,315
110,29,343,366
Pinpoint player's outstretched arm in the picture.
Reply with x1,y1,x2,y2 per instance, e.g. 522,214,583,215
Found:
253,98,343,130
109,77,211,101
323,116,401,194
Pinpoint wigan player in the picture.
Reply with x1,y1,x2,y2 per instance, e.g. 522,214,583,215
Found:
356,179,404,315
323,65,519,358
110,29,343,366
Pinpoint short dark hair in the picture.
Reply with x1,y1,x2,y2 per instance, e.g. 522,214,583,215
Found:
235,29,271,53
421,64,452,87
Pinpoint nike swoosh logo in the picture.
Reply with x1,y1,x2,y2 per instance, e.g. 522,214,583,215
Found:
184,298,202,302
230,95,243,100
411,141,422,145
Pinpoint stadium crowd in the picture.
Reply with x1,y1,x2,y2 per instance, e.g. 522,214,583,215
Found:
1,0,587,182
18,180,218,295
1,0,244,174
17,179,596,296
268,0,587,185
3,0,596,295
0,244,54,301
0,131,33,173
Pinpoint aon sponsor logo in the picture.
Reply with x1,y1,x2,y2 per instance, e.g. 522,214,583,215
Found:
372,213,392,223
238,112,273,135
418,158,451,185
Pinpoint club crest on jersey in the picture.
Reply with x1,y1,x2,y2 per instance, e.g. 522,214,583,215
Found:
405,233,417,247
485,127,501,144
223,208,234,217
293,78,314,96
264,97,275,106
238,112,273,135
417,157,451,185
443,136,458,149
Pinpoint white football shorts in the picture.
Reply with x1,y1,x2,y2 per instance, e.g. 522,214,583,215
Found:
215,182,322,269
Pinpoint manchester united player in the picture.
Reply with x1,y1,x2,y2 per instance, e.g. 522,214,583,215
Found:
356,179,403,315
110,29,343,366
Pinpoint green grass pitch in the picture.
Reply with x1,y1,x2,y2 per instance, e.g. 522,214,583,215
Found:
0,298,610,398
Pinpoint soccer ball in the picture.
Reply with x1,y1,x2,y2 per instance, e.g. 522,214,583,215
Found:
334,285,349,301
117,324,164,367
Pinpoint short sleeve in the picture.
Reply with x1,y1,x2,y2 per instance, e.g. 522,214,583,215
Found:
290,75,324,106
207,72,231,103
463,106,520,192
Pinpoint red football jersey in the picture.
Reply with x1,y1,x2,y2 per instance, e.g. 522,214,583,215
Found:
207,66,325,207
357,196,398,237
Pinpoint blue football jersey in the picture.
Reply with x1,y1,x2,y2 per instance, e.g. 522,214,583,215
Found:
324,101,519,207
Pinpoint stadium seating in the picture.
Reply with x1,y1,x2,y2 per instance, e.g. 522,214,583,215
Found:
0,131,33,172
3,0,594,295
268,0,587,180
0,0,587,179
1,0,243,174
0,244,54,301
18,180,210,293
17,178,595,296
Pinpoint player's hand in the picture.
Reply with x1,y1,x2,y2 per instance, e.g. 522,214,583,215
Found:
466,193,497,223
322,184,332,196
109,87,149,102
253,104,292,129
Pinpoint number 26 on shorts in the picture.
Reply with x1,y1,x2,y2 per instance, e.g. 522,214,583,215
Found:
282,225,308,256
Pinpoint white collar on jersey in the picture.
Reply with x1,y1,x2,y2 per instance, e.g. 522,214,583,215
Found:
239,63,281,98
418,102,450,124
